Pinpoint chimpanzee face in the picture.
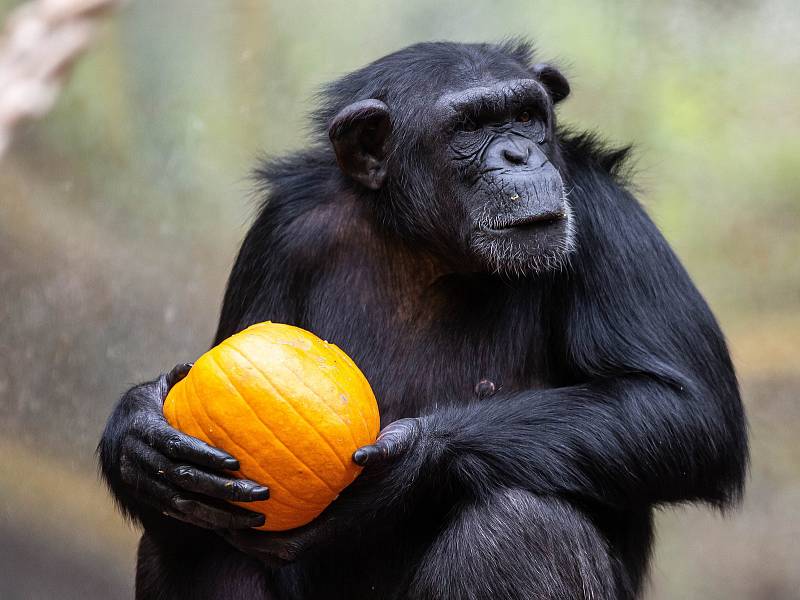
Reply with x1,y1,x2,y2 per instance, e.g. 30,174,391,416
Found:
434,75,573,275
328,56,573,277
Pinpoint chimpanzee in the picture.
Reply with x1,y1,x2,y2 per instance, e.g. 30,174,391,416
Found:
99,41,748,599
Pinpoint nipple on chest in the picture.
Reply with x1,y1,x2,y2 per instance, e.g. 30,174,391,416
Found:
474,378,497,400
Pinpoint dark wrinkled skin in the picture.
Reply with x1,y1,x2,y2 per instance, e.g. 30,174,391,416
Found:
100,364,268,529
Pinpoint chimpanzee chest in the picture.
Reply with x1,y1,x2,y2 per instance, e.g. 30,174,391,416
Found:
308,290,551,423
370,331,548,422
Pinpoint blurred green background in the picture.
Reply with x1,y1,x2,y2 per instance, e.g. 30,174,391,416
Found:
1,1,798,598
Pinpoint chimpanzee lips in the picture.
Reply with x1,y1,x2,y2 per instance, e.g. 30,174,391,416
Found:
487,210,566,232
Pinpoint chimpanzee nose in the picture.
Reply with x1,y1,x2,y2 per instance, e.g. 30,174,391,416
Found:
484,136,548,172
502,139,530,165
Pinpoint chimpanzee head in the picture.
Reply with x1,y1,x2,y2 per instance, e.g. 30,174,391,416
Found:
324,41,573,276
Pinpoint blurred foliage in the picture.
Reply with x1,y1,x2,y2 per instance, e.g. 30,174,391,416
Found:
0,1,798,598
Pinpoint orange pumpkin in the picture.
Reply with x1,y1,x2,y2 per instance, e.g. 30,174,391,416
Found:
163,322,380,531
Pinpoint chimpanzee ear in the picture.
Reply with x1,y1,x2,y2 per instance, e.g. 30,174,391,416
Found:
533,63,570,104
328,99,392,190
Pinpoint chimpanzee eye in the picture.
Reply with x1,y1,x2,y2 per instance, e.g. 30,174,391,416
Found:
460,118,480,132
516,111,531,123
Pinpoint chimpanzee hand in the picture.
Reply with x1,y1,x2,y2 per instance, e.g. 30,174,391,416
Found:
352,417,422,467
98,364,269,530
218,417,423,565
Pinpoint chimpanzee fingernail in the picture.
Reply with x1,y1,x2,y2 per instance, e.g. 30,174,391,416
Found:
252,485,270,499
353,448,370,466
224,458,240,469
250,513,266,527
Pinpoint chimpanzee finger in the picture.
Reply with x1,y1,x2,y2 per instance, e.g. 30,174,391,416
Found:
129,439,262,503
174,496,266,529
217,529,281,564
132,477,265,529
166,363,194,389
353,417,420,466
126,440,265,529
219,528,284,554
160,506,219,530
219,513,335,565
352,444,387,466
218,528,298,565
126,475,214,528
167,464,270,502
149,421,240,471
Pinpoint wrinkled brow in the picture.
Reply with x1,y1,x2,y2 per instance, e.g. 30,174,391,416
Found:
434,79,548,123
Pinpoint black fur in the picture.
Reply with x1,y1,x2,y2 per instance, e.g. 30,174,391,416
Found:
100,41,747,600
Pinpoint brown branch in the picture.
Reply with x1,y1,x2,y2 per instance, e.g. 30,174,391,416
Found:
0,0,124,157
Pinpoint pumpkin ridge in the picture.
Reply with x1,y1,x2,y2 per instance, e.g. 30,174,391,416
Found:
186,363,317,510
205,353,340,496
307,343,372,439
352,359,380,432
227,346,351,471
330,345,380,435
178,376,298,505
181,378,220,451
184,372,271,489
174,381,204,448
166,380,183,431
279,355,363,450
178,377,302,510
306,345,373,443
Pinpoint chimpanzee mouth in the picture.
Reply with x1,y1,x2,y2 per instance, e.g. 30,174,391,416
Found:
471,203,575,275
486,211,566,233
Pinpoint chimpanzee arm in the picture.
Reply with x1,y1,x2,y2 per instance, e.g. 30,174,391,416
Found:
421,375,745,509
98,201,301,534
361,162,748,511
